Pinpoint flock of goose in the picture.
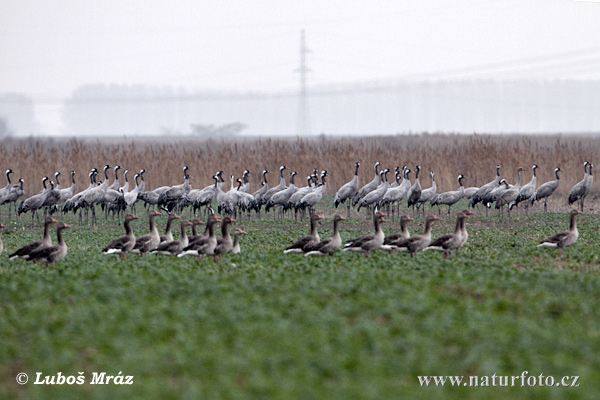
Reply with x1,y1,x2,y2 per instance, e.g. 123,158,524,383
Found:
282,208,582,259
0,160,593,266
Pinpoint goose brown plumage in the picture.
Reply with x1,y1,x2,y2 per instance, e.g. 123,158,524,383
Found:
26,222,71,268
538,209,581,257
305,214,345,256
394,215,439,257
130,211,161,255
9,216,57,260
343,212,386,257
102,214,138,258
283,214,323,253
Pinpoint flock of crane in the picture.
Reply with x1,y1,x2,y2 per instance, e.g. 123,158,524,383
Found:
0,160,593,266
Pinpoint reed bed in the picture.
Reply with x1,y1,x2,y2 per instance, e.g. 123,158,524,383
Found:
0,134,597,197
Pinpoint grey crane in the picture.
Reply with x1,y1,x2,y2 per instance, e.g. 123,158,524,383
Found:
108,165,122,191
334,162,360,218
158,166,191,210
1,178,24,218
510,164,538,211
18,177,50,225
568,162,590,212
266,171,298,215
357,169,389,212
407,165,422,213
471,164,501,213
56,170,77,209
352,161,381,207
495,167,523,216
262,166,287,205
531,168,560,213
416,171,437,215
379,167,410,219
431,174,465,215
296,171,328,218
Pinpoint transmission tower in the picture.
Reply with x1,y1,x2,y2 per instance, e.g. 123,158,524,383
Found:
296,29,311,136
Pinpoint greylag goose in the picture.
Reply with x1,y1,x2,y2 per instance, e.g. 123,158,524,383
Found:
538,209,581,257
531,167,560,213
343,211,386,257
305,214,345,256
334,162,360,218
150,220,192,256
213,216,236,261
9,216,57,260
394,215,439,257
458,209,475,251
130,211,162,255
178,214,221,258
380,215,413,251
352,161,381,207
160,213,181,244
284,214,323,253
26,222,71,268
102,214,138,258
568,162,592,212
424,211,471,258
230,228,246,254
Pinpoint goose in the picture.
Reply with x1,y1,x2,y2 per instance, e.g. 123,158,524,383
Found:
26,222,71,268
334,162,360,217
458,209,475,251
18,177,50,225
305,215,345,256
424,212,470,258
150,220,192,256
178,214,221,258
471,164,501,209
213,216,236,261
531,168,561,213
102,214,139,258
230,228,247,254
538,209,581,257
380,215,413,251
266,171,298,213
130,210,162,255
159,213,181,244
416,171,437,215
352,161,381,207
430,174,465,215
568,161,593,212
9,216,57,260
393,215,439,257
189,219,204,241
342,211,386,258
357,169,389,212
406,165,422,212
495,168,523,215
510,164,538,210
283,214,323,253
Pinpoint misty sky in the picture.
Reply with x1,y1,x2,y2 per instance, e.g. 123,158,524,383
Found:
2,0,600,134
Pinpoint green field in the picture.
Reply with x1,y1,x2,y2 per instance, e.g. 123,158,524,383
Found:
1,200,599,399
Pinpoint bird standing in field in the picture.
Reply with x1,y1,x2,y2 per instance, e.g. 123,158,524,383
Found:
9,216,57,260
393,215,440,257
424,211,471,258
531,167,560,213
334,162,360,218
538,209,581,257
305,214,345,256
102,214,138,258
284,214,323,253
26,222,71,268
343,211,386,257
568,162,592,212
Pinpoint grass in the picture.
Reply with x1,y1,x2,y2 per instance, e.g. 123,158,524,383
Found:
1,200,600,399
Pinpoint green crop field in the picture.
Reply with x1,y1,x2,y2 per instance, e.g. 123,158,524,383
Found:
1,199,599,399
